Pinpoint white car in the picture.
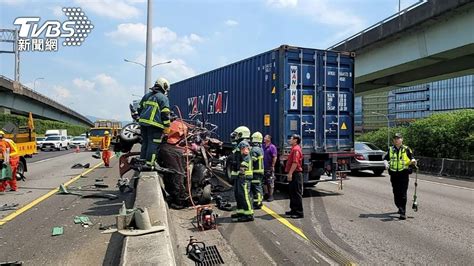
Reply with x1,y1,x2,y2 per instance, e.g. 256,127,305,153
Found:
41,135,69,151
36,137,46,149
71,136,89,148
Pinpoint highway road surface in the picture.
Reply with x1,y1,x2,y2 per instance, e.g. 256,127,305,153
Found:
1,149,472,265
172,171,474,265
0,150,135,265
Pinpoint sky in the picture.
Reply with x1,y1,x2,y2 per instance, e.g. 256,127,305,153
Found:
0,0,420,121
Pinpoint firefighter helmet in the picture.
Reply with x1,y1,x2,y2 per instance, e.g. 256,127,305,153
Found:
230,126,251,142
251,132,263,143
152,77,170,94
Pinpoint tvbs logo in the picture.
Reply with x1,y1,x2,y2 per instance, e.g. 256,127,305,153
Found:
13,7,94,52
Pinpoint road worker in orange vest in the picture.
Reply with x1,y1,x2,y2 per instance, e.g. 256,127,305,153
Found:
0,130,19,192
101,131,112,167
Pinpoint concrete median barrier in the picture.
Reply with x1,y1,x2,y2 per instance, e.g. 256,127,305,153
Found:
120,171,176,265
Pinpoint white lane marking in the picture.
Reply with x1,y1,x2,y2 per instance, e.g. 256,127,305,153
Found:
310,255,320,264
415,178,474,191
30,158,55,164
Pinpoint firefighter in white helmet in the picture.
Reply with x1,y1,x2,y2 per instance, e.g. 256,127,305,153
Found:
138,77,171,168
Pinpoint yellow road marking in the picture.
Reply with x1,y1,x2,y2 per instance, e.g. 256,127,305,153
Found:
262,204,357,265
0,156,113,226
261,205,308,241
214,171,359,264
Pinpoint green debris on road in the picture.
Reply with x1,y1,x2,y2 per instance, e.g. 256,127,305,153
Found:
52,227,64,236
73,216,92,226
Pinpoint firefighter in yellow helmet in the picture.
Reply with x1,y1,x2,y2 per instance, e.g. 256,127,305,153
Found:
101,130,112,167
228,126,254,222
250,132,264,209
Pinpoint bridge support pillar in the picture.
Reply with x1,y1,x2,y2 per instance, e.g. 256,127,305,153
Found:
0,107,11,115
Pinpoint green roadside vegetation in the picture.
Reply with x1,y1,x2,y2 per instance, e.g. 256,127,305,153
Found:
356,109,474,160
0,113,89,136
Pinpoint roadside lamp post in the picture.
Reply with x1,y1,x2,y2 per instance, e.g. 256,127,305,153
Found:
33,77,44,91
123,59,172,95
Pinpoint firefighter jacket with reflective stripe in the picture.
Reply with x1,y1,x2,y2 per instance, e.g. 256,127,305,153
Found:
138,91,170,129
388,145,412,172
230,151,253,178
240,154,253,177
251,145,264,174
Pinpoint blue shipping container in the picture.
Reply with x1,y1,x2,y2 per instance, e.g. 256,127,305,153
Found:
169,45,355,181
170,45,355,155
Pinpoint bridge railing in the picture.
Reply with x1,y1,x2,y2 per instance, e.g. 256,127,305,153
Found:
0,74,92,125
327,0,427,50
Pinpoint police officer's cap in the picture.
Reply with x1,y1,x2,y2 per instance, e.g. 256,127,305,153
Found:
393,133,403,139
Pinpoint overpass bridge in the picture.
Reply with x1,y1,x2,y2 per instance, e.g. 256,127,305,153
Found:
0,75,93,127
330,0,474,94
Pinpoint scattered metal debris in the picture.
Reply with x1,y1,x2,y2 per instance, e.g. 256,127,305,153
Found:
71,163,90,169
58,184,82,196
92,151,101,159
99,223,116,230
94,182,109,188
215,195,232,212
0,203,19,211
82,193,118,200
58,184,118,200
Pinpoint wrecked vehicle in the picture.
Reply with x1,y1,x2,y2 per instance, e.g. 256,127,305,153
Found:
114,104,224,206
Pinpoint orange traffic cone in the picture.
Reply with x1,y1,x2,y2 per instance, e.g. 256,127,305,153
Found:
75,146,80,153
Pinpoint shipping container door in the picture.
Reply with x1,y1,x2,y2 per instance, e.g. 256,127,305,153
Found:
282,47,318,152
317,51,354,152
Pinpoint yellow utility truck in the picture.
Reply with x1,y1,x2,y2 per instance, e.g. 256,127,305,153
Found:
88,120,122,150
1,112,37,178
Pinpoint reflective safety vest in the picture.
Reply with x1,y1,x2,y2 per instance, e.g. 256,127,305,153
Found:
101,136,111,150
389,145,411,172
0,139,19,159
5,139,19,157
138,91,170,129
251,145,264,174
